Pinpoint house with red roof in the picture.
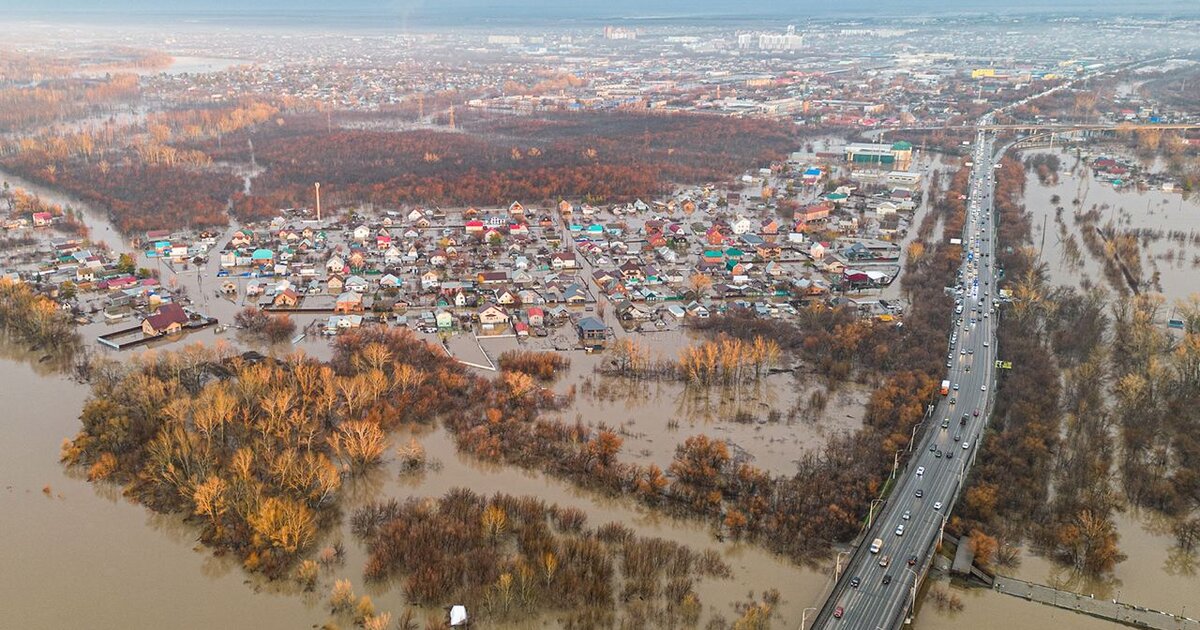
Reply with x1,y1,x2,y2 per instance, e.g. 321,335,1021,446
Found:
141,303,189,336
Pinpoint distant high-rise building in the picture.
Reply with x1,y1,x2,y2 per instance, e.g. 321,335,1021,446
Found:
604,26,637,40
758,28,804,51
738,27,804,51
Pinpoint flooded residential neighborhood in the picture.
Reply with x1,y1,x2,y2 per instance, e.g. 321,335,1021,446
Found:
2,4,1200,630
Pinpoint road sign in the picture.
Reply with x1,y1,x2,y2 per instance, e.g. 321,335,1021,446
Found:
994,360,1012,369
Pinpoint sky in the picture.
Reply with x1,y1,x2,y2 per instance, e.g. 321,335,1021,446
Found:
4,0,1199,24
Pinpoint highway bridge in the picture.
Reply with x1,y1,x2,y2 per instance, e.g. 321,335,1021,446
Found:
809,127,1005,630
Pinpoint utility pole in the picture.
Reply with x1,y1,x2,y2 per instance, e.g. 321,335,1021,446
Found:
314,182,321,222
892,450,900,480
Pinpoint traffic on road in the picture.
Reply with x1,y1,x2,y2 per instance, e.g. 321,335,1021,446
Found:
812,128,1003,629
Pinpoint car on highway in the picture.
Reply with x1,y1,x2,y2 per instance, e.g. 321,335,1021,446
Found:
916,466,925,477
895,524,905,536
950,396,957,405
983,341,990,347
902,510,911,521
942,418,950,429
935,450,943,458
973,408,980,417
946,361,952,368
880,555,890,567
915,489,924,498
834,606,844,619
934,501,943,510
953,432,961,442
981,384,988,391
882,574,893,585
947,450,954,460
908,555,918,566
963,441,971,450
850,576,861,588
953,383,960,391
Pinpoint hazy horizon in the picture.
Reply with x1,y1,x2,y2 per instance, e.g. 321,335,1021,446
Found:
5,0,1200,27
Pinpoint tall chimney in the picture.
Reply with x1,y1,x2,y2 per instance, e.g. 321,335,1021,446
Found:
314,182,321,222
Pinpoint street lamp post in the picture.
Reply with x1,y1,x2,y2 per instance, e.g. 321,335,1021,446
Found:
868,498,885,528
906,567,920,619
800,606,817,630
835,551,851,582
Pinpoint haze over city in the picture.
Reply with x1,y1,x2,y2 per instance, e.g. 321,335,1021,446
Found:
1,2,1198,630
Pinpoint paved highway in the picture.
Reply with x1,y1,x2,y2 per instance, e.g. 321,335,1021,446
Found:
811,127,1003,629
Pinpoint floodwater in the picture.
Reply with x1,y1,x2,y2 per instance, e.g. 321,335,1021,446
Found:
0,161,837,626
1022,147,1200,304
914,578,1126,630
1000,509,1200,618
917,148,1200,630
0,347,322,629
0,167,127,252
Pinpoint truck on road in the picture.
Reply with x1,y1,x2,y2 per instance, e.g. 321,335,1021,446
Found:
941,380,951,396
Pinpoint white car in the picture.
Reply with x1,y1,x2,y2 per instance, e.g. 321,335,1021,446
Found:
981,384,987,391
963,441,971,450
933,501,943,511
895,525,905,536
916,466,925,477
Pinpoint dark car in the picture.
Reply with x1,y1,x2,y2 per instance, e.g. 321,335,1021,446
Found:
973,408,981,417
915,489,924,498
908,555,918,566
834,606,845,619
935,450,943,459
850,576,861,588
882,574,893,585
947,450,954,460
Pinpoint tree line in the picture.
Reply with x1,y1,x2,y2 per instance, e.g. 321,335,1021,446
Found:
192,110,797,215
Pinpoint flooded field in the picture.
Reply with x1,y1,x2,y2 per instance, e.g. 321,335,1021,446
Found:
1022,147,1200,303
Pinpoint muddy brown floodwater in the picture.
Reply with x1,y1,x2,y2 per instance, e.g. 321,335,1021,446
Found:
1022,148,1200,304
0,338,838,628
